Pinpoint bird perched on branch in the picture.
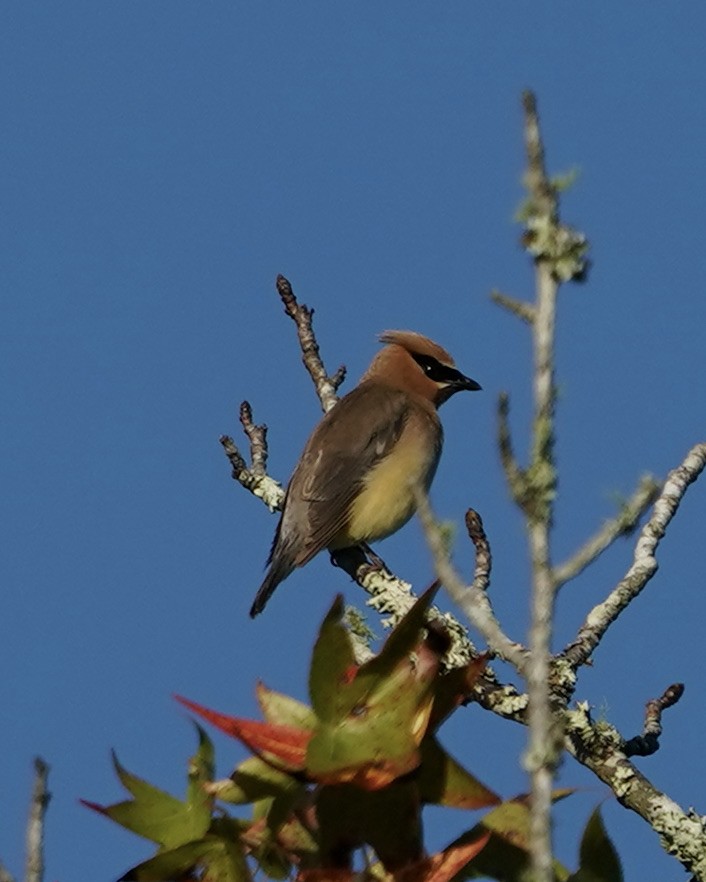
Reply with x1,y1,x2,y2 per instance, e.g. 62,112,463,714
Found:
249,331,481,617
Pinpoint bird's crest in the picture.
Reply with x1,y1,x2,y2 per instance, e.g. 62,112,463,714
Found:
379,330,455,367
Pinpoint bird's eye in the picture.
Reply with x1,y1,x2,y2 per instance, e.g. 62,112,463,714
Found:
412,353,456,383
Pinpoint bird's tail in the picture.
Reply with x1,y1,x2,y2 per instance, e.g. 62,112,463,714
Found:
249,554,294,618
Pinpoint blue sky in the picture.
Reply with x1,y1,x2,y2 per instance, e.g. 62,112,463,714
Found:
2,3,705,879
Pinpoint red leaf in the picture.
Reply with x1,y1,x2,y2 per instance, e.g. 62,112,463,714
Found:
175,695,311,772
394,831,491,882
79,798,108,816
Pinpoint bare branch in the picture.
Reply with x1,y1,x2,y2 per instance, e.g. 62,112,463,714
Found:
490,289,536,324
522,91,556,219
220,276,344,510
561,443,706,669
464,509,491,592
553,474,661,588
238,401,268,477
276,274,345,413
0,862,14,882
24,757,50,882
414,487,529,672
623,683,685,758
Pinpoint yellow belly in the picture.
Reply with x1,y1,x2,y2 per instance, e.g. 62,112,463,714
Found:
331,431,440,547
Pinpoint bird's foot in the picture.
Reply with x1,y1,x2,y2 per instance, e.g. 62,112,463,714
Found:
360,543,392,575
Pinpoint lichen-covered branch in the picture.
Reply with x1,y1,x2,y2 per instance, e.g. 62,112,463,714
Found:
521,89,562,882
333,545,479,671
552,474,661,588
276,274,345,413
219,401,284,512
561,442,706,669
565,702,706,880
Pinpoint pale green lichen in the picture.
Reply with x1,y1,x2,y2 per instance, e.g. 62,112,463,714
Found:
522,214,589,282
250,475,284,511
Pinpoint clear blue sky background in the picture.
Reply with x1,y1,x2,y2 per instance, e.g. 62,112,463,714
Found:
2,4,705,880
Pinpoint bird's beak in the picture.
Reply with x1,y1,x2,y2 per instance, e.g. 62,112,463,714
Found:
455,373,482,392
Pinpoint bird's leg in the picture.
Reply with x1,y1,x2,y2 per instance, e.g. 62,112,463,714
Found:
330,546,369,574
330,544,396,596
360,543,392,574
329,544,392,581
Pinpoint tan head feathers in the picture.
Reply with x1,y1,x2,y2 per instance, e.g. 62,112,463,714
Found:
378,330,455,366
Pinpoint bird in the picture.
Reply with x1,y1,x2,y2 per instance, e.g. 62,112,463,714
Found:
249,330,481,617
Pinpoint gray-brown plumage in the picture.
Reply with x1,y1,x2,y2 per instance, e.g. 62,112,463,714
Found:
250,331,481,617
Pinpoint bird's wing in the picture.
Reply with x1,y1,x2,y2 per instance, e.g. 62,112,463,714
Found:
280,381,411,566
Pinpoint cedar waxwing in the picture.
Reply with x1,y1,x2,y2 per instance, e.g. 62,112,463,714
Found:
249,331,481,617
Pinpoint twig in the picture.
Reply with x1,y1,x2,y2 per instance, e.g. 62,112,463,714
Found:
490,289,536,324
464,510,491,592
623,683,685,758
238,401,268,477
0,862,14,882
497,393,528,510
220,274,343,507
553,474,661,588
24,757,50,882
561,443,706,669
276,274,345,413
219,405,284,513
414,487,529,672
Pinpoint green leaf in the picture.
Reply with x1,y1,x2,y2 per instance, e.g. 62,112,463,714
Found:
186,722,216,816
306,589,441,787
306,645,436,787
249,836,292,881
102,750,211,848
568,807,623,882
316,779,423,871
117,835,250,882
308,595,358,723
417,737,500,810
455,795,572,882
357,584,439,685
216,756,302,804
428,655,489,731
256,682,317,729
